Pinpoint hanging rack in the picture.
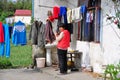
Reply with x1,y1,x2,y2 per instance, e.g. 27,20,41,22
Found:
87,6,101,10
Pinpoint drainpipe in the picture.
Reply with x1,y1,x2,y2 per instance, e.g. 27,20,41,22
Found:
32,0,34,17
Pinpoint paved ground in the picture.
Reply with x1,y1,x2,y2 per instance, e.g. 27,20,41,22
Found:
0,67,103,80
42,67,103,80
0,68,62,80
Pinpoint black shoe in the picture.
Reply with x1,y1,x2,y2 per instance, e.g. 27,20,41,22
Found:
71,68,79,72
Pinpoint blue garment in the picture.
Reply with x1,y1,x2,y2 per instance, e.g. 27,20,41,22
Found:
3,24,10,57
0,43,4,56
0,24,10,58
80,5,87,40
9,26,13,38
80,5,87,14
12,21,27,46
86,12,91,22
59,6,67,24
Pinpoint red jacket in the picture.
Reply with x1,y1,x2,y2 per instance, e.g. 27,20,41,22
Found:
53,6,60,19
0,22,4,43
57,30,70,49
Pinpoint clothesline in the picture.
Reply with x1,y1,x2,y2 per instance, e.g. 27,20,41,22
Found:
39,5,53,8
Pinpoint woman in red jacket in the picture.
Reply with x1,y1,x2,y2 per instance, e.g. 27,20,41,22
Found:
56,23,70,75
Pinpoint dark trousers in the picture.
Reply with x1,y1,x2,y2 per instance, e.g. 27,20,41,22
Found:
57,49,67,73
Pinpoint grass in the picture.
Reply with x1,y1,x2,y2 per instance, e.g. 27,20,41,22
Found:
0,43,32,68
10,43,32,68
0,26,33,68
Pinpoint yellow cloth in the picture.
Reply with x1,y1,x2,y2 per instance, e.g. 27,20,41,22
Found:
67,9,72,23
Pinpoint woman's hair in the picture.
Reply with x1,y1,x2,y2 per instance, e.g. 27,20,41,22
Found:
47,10,52,17
58,23,66,29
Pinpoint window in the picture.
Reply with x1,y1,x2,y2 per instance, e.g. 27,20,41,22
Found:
77,0,101,42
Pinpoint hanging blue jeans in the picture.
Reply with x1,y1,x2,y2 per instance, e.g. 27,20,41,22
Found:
3,24,10,58
0,43,4,56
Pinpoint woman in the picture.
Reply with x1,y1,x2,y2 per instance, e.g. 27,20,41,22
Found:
56,23,70,75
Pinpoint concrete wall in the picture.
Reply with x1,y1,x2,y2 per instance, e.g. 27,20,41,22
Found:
34,0,78,24
14,16,31,25
75,0,120,73
101,0,120,65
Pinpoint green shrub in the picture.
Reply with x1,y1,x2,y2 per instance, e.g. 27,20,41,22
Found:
104,63,120,80
0,58,12,69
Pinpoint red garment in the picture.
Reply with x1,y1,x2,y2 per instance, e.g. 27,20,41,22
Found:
57,30,70,49
53,6,60,19
49,16,54,22
0,22,4,43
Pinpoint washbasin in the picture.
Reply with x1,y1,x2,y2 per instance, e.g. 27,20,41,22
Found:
45,42,57,66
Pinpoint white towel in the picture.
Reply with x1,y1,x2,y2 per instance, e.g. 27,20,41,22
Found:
72,7,82,22
72,9,75,21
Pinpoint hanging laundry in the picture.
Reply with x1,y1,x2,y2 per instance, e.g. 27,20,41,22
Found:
53,6,60,19
66,23,73,34
80,5,87,41
72,7,82,22
86,11,94,23
67,9,72,23
0,43,4,57
29,21,38,45
0,22,4,43
86,12,91,23
0,24,10,58
0,22,5,57
45,20,55,43
3,24,10,57
72,9,75,22
49,16,54,22
9,26,13,38
59,6,67,24
90,11,94,22
80,5,87,14
29,21,45,47
75,7,82,21
12,21,27,46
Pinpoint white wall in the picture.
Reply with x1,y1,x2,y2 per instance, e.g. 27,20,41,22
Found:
101,0,120,65
14,16,31,25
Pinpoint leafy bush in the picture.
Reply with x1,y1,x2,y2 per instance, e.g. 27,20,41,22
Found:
0,58,12,69
104,63,120,80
